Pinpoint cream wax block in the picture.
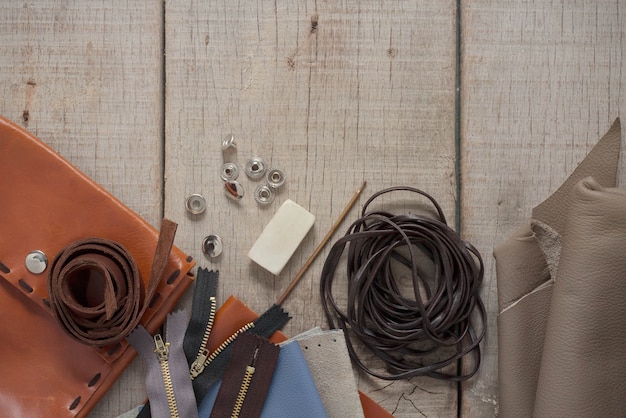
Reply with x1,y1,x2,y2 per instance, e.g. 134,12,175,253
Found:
248,199,315,275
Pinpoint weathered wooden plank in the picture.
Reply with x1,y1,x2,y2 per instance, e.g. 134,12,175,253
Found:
0,2,163,416
164,0,458,416
460,1,626,416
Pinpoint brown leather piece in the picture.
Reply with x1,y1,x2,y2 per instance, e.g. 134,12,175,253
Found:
210,333,280,418
494,118,625,417
0,116,195,417
212,296,394,418
48,219,177,346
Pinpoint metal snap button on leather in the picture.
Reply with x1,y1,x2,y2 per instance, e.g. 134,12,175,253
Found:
185,194,207,214
25,250,47,274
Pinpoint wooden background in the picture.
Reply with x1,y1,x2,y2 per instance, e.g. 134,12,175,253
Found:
1,1,624,416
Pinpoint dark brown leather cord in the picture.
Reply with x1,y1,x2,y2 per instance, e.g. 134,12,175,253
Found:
320,186,486,381
48,219,178,346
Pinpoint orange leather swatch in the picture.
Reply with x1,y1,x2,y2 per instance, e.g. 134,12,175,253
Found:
0,116,195,417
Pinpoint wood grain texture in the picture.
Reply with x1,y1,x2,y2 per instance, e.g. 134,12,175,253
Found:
460,1,626,416
12,0,618,416
164,0,458,416
0,1,163,416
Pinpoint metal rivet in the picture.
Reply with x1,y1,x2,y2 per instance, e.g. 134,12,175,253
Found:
221,133,236,151
254,184,275,205
266,167,286,189
185,194,206,215
224,180,245,200
245,157,267,179
220,162,239,181
202,235,223,258
25,250,47,274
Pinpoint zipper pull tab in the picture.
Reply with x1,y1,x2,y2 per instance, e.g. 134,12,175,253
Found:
153,333,170,361
190,349,209,378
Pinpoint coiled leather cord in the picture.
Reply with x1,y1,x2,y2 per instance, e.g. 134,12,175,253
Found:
320,186,486,381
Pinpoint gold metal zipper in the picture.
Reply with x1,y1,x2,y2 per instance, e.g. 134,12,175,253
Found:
153,334,180,418
190,320,255,381
231,345,260,418
190,296,217,378
230,365,255,418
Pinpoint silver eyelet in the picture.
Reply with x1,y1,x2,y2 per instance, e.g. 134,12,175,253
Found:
224,180,244,200
202,235,223,258
185,194,207,214
220,162,239,181
221,133,236,151
245,157,267,179
254,184,275,205
266,167,286,189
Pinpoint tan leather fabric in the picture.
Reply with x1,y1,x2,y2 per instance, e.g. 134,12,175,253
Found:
0,116,195,417
287,328,366,418
494,118,624,417
534,179,626,416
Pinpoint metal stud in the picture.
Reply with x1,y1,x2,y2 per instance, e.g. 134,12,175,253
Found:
185,194,207,214
221,133,236,151
245,157,267,179
224,180,245,200
266,167,286,189
202,235,223,258
220,162,239,182
254,184,275,205
25,250,47,274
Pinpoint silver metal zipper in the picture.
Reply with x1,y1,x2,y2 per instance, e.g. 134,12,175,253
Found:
153,334,180,418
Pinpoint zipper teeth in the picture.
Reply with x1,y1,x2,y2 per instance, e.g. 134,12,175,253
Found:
189,296,217,378
159,358,180,418
197,296,217,354
154,335,180,418
230,365,255,418
206,322,255,366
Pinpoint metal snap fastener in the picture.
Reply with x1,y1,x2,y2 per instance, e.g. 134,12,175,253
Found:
266,167,286,189
25,250,47,274
185,194,207,214
245,157,267,179
254,184,275,205
202,235,223,258
220,162,239,181
221,133,236,151
224,180,244,200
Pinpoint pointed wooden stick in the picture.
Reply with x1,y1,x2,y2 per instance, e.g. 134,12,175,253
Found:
275,181,367,306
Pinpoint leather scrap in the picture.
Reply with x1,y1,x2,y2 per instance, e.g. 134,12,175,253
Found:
494,118,625,417
0,115,195,417
48,219,177,346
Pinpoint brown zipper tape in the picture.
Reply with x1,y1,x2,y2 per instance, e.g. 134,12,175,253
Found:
210,333,280,418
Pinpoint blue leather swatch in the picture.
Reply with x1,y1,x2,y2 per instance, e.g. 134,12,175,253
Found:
198,340,329,418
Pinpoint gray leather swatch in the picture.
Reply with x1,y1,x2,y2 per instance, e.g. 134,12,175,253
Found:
287,328,365,418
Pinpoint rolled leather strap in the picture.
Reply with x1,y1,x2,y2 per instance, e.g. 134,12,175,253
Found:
48,219,178,346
